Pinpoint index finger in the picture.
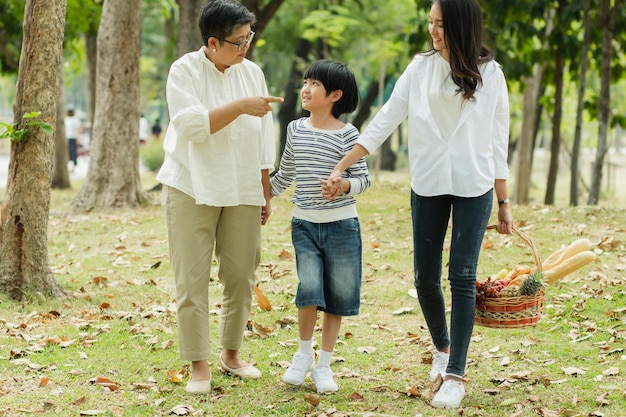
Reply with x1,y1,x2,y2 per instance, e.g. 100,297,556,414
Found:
264,96,284,103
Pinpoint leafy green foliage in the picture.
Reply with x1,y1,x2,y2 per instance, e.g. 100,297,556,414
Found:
0,0,24,73
139,138,165,172
0,111,53,143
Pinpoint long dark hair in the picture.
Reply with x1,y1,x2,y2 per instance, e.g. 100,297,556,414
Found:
430,0,493,101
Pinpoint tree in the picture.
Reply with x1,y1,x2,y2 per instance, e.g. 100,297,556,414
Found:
569,0,592,206
51,0,102,189
72,0,148,211
175,0,204,58
0,0,67,300
242,0,285,60
588,0,620,205
52,59,71,189
544,1,567,206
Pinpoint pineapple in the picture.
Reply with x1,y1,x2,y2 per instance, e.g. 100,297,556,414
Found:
500,285,520,297
519,271,544,296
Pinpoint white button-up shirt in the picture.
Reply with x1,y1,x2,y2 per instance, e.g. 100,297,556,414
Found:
156,48,276,206
358,52,510,198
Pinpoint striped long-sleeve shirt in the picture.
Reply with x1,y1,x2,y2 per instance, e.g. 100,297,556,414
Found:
271,117,371,223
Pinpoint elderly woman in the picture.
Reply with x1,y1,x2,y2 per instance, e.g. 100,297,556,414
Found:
157,0,282,395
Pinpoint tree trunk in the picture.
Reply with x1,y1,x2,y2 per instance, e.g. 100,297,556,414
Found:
0,0,68,301
544,1,567,206
569,0,591,206
242,0,285,59
85,31,98,131
52,58,71,189
175,0,204,58
72,0,148,212
587,0,618,205
514,69,543,204
515,8,554,205
277,38,312,159
352,80,378,131
544,42,563,206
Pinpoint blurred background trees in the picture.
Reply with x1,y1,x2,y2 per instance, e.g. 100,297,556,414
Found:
0,0,624,208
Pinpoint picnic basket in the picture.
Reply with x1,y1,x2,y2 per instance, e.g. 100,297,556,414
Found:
474,226,545,328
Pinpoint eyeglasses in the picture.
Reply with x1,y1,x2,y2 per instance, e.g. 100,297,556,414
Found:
220,31,255,51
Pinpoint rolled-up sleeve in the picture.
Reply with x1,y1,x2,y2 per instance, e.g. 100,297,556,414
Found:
166,64,212,144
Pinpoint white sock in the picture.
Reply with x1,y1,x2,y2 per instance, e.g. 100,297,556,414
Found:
316,350,333,368
298,338,313,354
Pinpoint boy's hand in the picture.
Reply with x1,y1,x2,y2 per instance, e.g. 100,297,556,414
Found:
320,175,343,200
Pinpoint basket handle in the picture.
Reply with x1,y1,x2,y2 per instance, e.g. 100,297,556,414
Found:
486,225,542,272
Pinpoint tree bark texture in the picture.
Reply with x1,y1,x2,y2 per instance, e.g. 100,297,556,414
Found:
52,58,71,189
0,0,68,300
544,44,564,206
278,39,312,160
515,70,542,205
242,0,285,59
85,31,98,129
72,0,148,212
569,0,591,206
587,0,618,205
175,0,204,58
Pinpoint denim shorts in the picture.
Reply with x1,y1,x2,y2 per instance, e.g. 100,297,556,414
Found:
291,217,362,316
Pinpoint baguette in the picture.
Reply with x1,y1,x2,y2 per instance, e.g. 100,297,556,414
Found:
542,238,592,271
543,250,596,284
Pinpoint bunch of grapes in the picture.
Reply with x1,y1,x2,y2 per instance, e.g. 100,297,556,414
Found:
475,277,507,303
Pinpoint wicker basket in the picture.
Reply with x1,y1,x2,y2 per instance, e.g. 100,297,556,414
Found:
475,226,545,328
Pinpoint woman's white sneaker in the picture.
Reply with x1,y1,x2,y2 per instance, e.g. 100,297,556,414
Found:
429,350,449,381
431,379,465,408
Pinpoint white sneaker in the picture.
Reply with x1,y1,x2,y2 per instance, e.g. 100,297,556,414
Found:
282,351,314,386
432,379,465,409
311,366,338,393
429,350,449,382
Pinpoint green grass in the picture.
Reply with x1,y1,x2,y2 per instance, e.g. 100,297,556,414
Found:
0,171,625,416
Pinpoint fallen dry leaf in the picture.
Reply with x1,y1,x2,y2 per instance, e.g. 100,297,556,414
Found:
348,391,364,401
254,283,272,311
405,385,421,397
595,392,610,406
562,366,586,376
251,320,273,337
170,404,193,415
72,396,87,405
303,392,320,407
166,369,183,383
93,376,120,391
357,346,376,354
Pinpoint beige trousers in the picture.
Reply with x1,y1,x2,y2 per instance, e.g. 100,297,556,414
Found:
162,186,261,361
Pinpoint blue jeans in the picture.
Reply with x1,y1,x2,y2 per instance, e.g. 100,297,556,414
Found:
291,217,362,316
411,190,492,378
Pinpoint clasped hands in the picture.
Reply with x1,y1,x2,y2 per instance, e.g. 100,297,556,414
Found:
320,170,343,200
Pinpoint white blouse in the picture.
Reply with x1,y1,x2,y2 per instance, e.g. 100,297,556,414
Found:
156,48,276,207
358,52,510,198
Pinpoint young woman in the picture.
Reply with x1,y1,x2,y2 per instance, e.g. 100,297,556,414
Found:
322,0,514,408
271,59,370,393
157,0,282,395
